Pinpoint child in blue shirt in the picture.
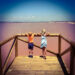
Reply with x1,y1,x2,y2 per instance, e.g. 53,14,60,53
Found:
40,29,47,59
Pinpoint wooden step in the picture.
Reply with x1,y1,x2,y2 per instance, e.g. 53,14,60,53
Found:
6,56,64,75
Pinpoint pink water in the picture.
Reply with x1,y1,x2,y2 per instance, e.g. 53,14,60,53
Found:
0,22,75,72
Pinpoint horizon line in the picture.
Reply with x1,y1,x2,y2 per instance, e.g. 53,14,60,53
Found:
0,21,75,23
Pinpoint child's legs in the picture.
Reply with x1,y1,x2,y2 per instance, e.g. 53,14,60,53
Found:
42,47,46,56
28,43,34,55
29,50,33,55
42,49,44,56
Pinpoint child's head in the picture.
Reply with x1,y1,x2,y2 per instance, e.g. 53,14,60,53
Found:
28,32,32,36
41,29,46,35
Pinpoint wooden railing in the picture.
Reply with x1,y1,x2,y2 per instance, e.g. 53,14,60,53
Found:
0,33,75,75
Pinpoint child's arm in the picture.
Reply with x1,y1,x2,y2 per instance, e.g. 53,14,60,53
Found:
33,33,37,36
25,33,28,36
33,33,41,36
37,33,41,36
46,32,50,36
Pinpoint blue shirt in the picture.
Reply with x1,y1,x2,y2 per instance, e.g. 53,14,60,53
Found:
41,36,47,48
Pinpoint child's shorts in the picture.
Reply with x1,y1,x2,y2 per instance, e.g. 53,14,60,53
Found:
28,43,34,50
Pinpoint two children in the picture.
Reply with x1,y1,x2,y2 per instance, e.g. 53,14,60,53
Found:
27,29,47,59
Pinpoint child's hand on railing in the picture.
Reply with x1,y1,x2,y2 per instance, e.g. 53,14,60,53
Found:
46,32,50,36
33,33,37,36
37,33,41,36
25,33,28,36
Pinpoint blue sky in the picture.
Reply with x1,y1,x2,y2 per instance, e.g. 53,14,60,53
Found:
0,0,75,22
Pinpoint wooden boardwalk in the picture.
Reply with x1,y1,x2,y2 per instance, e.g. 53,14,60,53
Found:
6,56,64,75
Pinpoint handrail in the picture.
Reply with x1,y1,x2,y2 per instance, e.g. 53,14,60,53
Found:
17,33,60,37
2,39,16,74
0,35,16,46
0,33,72,48
60,35,72,56
0,33,59,47
60,46,71,56
0,33,75,75
0,45,3,75
0,33,59,75
70,43,75,75
60,35,71,45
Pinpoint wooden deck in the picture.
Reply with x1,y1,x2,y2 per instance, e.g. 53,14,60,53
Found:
6,56,64,75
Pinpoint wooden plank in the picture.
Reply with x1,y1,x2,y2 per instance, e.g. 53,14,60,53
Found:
0,46,3,75
60,47,71,56
17,33,59,37
70,46,75,75
58,35,61,54
47,50,57,55
60,35,71,45
15,37,18,57
6,56,64,75
57,55,69,75
0,35,16,46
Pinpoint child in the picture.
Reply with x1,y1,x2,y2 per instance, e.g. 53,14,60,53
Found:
40,29,47,59
27,32,34,57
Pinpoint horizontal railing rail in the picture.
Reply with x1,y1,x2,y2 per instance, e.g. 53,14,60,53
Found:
17,33,60,37
60,35,71,45
0,35,17,46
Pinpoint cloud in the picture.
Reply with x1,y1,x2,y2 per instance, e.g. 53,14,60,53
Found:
11,16,36,19
0,16,38,22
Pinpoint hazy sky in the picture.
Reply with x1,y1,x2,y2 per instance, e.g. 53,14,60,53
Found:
0,0,75,22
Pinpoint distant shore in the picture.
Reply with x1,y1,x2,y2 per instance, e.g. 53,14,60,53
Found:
0,21,75,23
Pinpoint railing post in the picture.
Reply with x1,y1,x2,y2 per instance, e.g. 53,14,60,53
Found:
0,45,3,75
58,35,61,54
15,36,18,57
70,43,75,75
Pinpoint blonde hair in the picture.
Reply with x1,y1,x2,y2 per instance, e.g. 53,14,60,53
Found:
41,29,46,35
